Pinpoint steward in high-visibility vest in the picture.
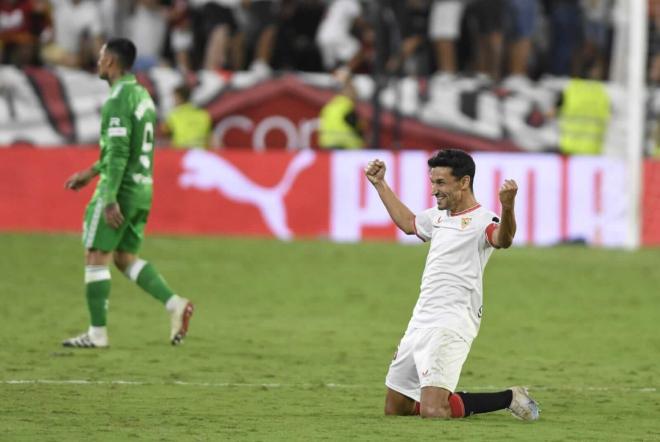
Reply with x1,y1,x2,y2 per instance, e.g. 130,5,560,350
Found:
319,81,364,150
161,85,212,149
558,79,610,155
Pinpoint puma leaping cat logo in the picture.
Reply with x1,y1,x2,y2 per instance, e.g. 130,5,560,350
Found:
179,149,317,240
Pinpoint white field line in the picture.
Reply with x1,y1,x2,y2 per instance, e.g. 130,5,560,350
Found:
0,380,657,393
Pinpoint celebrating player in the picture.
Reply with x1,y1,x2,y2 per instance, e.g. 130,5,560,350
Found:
364,149,539,420
62,38,194,348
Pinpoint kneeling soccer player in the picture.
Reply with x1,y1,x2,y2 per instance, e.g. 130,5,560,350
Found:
364,149,539,420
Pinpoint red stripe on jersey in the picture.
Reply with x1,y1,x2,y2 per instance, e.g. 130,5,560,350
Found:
450,204,481,217
485,222,498,247
412,215,425,242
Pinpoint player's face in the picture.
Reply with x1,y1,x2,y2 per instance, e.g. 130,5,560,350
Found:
97,45,110,80
430,167,468,211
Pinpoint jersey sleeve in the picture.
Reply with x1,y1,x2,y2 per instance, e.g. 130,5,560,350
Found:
102,93,132,204
483,212,500,249
413,208,435,242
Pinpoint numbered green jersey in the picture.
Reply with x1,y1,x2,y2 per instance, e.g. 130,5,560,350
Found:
92,74,156,209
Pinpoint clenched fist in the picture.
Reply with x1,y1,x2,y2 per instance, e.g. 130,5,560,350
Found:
364,159,386,185
499,179,518,209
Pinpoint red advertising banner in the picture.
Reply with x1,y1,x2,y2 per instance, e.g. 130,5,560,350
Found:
642,160,660,245
1,147,655,247
0,147,330,238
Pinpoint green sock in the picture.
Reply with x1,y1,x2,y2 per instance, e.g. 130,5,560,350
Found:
126,259,174,305
85,266,111,327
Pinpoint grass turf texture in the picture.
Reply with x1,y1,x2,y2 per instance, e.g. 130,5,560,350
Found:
1,233,659,441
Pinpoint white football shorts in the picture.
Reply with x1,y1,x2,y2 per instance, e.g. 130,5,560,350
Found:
385,327,471,402
429,0,465,40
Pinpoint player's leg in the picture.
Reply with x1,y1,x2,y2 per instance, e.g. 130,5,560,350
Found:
420,385,536,419
63,199,124,348
384,388,418,416
115,209,194,345
384,330,422,416
416,328,539,420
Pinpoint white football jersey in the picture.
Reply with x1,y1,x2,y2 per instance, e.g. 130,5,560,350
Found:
407,204,500,341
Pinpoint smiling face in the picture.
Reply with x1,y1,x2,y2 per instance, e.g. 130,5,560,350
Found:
430,166,472,212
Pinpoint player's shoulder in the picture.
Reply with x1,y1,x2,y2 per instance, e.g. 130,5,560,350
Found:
110,81,150,101
109,83,154,113
417,206,441,221
475,205,500,225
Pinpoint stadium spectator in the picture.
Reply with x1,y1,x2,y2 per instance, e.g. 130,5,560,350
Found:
189,0,240,71
364,150,540,420
506,0,538,77
0,0,50,66
386,0,431,76
578,0,612,80
316,0,368,79
544,0,583,77
126,0,168,71
160,84,212,148
164,0,194,72
98,0,118,39
62,38,194,348
318,77,364,149
428,0,467,77
41,0,104,69
235,0,280,75
273,0,324,71
466,0,506,80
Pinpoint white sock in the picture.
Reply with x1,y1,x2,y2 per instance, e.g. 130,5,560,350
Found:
165,294,183,313
124,259,147,282
84,265,111,283
88,326,108,340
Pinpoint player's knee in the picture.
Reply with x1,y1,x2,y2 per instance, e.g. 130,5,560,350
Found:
384,402,400,416
420,403,452,419
112,253,132,272
384,401,411,416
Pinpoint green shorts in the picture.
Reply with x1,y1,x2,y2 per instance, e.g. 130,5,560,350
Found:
82,198,149,253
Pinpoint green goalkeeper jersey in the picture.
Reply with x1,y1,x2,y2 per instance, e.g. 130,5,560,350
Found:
92,74,156,210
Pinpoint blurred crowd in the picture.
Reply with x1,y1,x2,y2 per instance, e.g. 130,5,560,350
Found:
1,0,660,82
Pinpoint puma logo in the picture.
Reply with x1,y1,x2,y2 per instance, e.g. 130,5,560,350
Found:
179,149,316,239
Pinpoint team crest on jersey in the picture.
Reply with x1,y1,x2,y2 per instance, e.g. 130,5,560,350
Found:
461,217,472,229
109,117,121,127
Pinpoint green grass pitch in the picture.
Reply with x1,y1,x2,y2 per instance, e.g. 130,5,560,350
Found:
1,233,659,441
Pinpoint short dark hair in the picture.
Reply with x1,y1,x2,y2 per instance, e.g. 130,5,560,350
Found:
105,38,136,70
427,149,476,190
174,84,191,102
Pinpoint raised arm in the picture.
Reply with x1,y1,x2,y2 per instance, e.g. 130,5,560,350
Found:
364,159,416,235
491,179,518,249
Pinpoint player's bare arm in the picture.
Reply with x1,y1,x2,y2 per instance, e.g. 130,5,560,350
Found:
491,179,518,249
64,166,99,191
364,159,416,234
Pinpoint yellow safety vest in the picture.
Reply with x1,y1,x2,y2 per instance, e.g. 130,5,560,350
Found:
166,103,212,149
319,95,364,149
559,79,610,155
